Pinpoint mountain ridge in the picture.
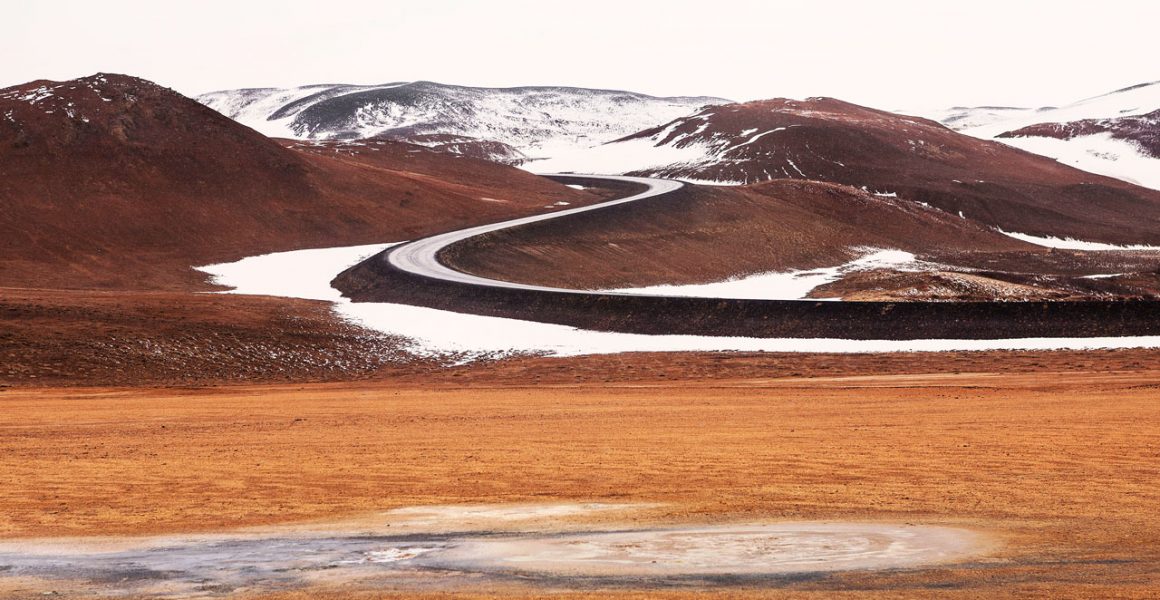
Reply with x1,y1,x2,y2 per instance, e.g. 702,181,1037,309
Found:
198,81,729,163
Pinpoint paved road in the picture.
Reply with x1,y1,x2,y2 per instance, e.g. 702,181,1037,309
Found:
386,174,683,294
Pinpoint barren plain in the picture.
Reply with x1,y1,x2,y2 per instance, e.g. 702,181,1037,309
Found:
2,358,1158,598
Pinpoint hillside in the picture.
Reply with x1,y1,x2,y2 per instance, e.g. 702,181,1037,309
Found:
439,178,1160,301
198,81,727,163
0,74,596,290
535,97,1160,245
929,81,1160,190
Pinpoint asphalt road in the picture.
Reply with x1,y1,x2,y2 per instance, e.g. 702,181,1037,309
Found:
385,174,683,294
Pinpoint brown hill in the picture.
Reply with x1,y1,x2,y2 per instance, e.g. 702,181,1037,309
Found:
0,74,593,290
439,178,1160,301
997,109,1160,158
612,98,1160,244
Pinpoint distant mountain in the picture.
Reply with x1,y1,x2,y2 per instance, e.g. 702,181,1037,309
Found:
198,81,728,164
996,110,1160,158
535,96,1160,245
0,74,592,290
925,81,1160,190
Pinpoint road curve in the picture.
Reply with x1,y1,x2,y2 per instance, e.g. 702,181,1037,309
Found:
336,174,1160,340
386,174,683,293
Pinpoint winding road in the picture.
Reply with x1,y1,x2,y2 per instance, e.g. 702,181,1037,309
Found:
337,174,1160,340
386,174,682,293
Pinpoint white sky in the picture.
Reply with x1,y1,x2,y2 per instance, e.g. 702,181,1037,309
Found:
5,0,1157,110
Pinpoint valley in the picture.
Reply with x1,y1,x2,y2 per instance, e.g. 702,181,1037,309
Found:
3,51,1160,599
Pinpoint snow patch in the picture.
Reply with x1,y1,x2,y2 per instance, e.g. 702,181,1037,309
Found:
529,133,717,176
198,83,727,160
602,249,923,300
200,245,1160,359
994,133,1160,191
996,229,1160,251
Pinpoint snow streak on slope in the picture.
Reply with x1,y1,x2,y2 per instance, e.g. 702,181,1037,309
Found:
995,228,1160,251
958,81,1160,138
924,81,1160,191
196,85,346,138
198,81,728,161
600,250,927,300
530,110,784,184
994,133,1160,191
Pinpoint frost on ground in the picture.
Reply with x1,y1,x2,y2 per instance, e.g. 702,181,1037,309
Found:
601,249,926,300
199,244,1160,360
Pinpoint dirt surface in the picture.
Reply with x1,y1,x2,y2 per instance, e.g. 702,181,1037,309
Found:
1,370,1158,597
12,280,1160,387
0,288,428,386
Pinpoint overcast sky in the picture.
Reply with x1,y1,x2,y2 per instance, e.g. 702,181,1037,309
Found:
6,0,1157,110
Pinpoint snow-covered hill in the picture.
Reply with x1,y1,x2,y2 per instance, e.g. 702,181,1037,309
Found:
924,81,1160,190
198,82,727,164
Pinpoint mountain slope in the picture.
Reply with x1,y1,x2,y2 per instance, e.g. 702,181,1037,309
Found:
0,74,595,290
198,81,728,163
928,81,1160,190
537,97,1160,245
997,109,1160,158
370,176,1160,303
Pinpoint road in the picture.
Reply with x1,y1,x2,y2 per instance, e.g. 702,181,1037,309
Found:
385,174,683,294
353,174,1160,340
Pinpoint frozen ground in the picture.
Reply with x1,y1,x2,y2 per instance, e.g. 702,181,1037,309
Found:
0,502,986,596
198,244,1160,359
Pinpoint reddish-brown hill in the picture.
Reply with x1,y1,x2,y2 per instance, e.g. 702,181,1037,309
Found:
997,109,1160,158
0,74,593,290
614,98,1160,244
440,178,1160,301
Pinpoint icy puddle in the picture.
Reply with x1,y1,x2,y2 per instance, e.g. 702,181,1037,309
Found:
437,523,981,577
0,505,987,596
